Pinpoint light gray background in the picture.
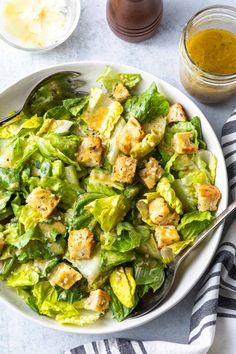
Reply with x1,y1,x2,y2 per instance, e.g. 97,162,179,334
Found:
0,1,235,353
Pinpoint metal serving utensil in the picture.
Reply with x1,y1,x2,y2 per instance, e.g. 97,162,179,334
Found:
0,71,88,124
129,200,236,319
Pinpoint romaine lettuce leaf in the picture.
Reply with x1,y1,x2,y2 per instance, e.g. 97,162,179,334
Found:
19,206,43,230
124,83,169,123
85,195,128,232
32,281,100,325
0,257,16,280
44,105,71,120
110,267,136,308
37,119,74,135
106,118,126,165
0,135,38,169
130,117,166,159
34,135,80,167
0,115,42,139
4,224,41,249
66,193,105,230
82,88,123,138
7,262,39,287
17,239,65,262
177,211,214,240
100,250,135,272
164,121,198,147
97,66,141,91
56,280,87,304
67,246,101,286
16,288,39,313
138,235,162,260
0,189,12,210
0,167,20,191
101,222,150,252
33,258,59,277
161,239,193,264
85,169,124,196
156,177,183,214
193,150,217,184
191,116,207,149
63,97,89,117
134,256,165,288
104,284,133,321
172,179,197,211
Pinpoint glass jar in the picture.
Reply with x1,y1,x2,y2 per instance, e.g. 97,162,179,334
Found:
179,6,236,103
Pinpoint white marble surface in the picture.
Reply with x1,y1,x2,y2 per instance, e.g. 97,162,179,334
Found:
0,1,235,353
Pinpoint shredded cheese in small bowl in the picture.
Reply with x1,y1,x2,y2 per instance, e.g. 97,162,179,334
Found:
0,0,80,52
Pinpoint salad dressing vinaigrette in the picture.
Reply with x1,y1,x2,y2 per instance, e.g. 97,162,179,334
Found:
187,29,236,75
180,6,236,103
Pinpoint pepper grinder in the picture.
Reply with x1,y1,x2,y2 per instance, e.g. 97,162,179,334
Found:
106,0,163,43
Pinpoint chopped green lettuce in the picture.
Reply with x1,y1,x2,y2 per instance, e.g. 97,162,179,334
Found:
110,267,136,308
0,115,42,139
164,121,198,147
97,66,141,91
134,256,165,288
63,97,89,117
7,262,39,287
177,211,214,240
32,281,100,325
100,250,135,272
161,239,194,264
44,105,71,120
106,118,126,165
82,88,123,138
124,82,169,123
156,177,183,214
104,284,133,321
191,116,207,149
131,117,166,159
85,195,128,232
101,222,150,252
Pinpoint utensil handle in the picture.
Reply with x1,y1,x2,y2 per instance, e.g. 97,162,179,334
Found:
174,201,236,267
0,109,22,125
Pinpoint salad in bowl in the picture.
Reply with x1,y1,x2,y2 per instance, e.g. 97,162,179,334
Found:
0,66,221,326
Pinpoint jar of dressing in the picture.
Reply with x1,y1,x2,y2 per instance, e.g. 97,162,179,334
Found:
179,6,236,103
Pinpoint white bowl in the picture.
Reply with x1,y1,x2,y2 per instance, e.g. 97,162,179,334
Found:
0,0,81,53
0,61,228,334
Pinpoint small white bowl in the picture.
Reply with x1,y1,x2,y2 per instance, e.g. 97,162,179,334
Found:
0,0,81,53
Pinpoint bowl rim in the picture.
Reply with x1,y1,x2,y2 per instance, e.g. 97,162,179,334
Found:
0,0,81,53
0,60,229,334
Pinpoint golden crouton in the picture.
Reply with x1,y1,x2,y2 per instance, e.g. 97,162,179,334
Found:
76,136,103,167
112,82,130,102
112,154,137,184
139,157,164,189
49,263,82,290
196,184,221,211
149,198,180,226
155,225,180,248
118,117,145,155
172,132,198,154
167,103,187,123
26,187,60,219
84,289,111,313
68,228,95,260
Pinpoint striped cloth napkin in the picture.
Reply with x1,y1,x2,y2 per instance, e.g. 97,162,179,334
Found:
66,109,236,354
